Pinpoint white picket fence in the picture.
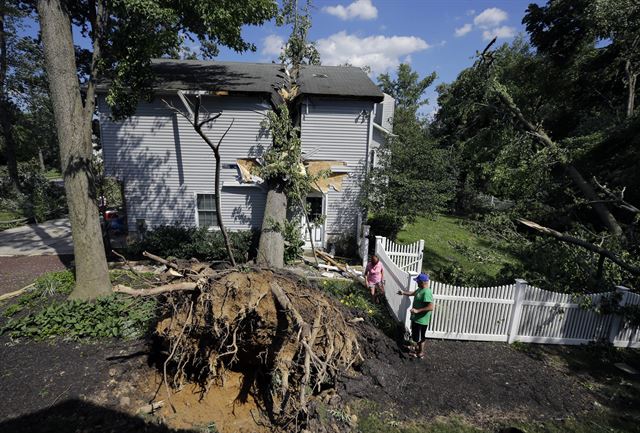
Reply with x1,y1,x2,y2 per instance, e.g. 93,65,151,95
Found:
376,236,423,273
375,236,640,348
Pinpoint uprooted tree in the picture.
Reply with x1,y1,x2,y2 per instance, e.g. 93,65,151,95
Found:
113,253,363,429
35,0,277,299
256,0,322,268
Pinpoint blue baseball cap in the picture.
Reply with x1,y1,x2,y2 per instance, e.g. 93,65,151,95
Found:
414,273,430,282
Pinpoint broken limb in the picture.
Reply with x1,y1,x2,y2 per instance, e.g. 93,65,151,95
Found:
518,219,640,276
113,282,198,297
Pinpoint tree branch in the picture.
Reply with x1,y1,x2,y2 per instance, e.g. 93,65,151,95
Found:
113,282,198,297
83,0,106,131
518,219,640,276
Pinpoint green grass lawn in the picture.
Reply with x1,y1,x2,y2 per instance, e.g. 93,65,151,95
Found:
44,168,62,180
397,214,520,282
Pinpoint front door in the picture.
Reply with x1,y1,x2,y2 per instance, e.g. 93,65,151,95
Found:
302,194,325,249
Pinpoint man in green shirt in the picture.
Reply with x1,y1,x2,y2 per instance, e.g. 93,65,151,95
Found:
397,273,433,359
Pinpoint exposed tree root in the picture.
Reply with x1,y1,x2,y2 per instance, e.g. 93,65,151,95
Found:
115,261,362,432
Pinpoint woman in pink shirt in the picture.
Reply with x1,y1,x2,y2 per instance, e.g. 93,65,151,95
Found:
364,254,384,303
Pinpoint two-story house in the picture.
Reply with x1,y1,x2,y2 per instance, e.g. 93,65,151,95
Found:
97,59,394,251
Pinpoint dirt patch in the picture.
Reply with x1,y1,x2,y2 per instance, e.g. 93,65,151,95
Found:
342,322,595,424
134,370,270,433
0,255,73,295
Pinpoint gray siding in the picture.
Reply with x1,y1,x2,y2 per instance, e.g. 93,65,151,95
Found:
300,97,373,239
98,95,271,232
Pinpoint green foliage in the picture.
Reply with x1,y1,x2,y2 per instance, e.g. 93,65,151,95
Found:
320,279,396,336
277,0,320,67
1,295,156,341
281,219,305,264
367,212,404,240
128,225,254,262
365,64,455,234
3,270,75,318
0,162,66,222
85,0,278,118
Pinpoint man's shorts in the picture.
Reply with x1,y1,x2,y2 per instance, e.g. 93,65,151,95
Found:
411,321,428,343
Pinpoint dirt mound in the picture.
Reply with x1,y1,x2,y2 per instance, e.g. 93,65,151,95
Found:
149,268,362,432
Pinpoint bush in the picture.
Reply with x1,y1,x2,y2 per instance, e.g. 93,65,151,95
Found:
128,225,254,262
1,295,157,340
368,212,404,240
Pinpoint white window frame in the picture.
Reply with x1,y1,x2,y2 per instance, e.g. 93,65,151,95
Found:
194,192,219,231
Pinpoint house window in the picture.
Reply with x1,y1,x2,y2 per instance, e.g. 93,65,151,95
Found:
196,194,217,228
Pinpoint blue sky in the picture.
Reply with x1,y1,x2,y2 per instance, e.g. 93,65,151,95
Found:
22,0,543,113
220,0,544,113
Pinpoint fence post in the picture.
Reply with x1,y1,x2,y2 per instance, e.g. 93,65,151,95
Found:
404,272,419,331
360,224,370,268
608,286,630,345
507,279,527,344
374,236,383,257
417,239,425,273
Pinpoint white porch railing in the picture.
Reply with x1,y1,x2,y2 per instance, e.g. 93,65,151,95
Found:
375,235,640,348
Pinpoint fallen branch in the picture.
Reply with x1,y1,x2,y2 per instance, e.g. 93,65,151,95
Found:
143,251,181,271
0,283,34,302
518,219,640,276
113,282,198,297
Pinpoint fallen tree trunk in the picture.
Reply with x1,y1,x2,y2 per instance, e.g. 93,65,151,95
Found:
518,219,640,276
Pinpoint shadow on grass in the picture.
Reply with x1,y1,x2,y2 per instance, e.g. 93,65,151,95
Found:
0,399,197,433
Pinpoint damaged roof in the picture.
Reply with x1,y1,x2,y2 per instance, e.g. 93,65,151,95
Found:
98,59,384,102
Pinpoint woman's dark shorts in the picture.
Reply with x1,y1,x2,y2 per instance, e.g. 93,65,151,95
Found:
411,321,428,343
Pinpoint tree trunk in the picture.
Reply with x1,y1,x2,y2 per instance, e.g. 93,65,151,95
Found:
213,146,236,266
625,59,636,118
257,182,287,268
0,8,19,189
37,0,111,299
565,164,624,238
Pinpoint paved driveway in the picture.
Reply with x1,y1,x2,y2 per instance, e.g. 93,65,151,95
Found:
0,218,73,256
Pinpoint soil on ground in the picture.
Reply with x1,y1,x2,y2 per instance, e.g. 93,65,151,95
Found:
0,255,73,295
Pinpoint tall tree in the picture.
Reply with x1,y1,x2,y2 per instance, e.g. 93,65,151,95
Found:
363,64,454,238
0,1,24,189
36,0,277,298
256,0,319,268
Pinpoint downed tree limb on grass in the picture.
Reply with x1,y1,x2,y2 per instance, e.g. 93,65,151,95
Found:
0,283,35,302
113,282,198,297
518,219,640,276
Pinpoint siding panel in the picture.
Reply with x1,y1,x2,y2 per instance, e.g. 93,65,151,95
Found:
98,95,271,231
300,98,373,238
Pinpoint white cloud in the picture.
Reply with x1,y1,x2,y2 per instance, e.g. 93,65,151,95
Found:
262,34,284,56
454,23,472,37
474,7,508,29
323,0,378,21
316,31,430,75
482,26,517,41
466,9,476,16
